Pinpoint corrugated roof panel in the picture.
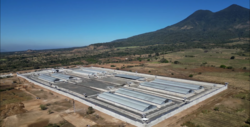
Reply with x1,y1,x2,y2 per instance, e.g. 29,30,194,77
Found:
72,70,94,75
82,68,106,73
116,88,170,105
98,92,156,112
51,73,73,80
140,82,193,94
152,79,202,90
115,74,143,80
38,75,60,83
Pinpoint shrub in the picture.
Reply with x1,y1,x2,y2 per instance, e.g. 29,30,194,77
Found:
171,73,174,75
159,58,168,63
227,66,233,69
230,56,235,59
174,61,180,64
198,72,202,74
220,65,226,69
189,74,193,77
148,71,151,73
147,59,150,61
110,65,115,67
48,110,53,114
243,67,247,70
214,107,219,111
116,67,119,70
45,123,60,127
86,106,95,114
246,117,250,124
40,105,47,110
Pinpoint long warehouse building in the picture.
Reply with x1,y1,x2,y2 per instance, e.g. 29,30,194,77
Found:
98,92,156,112
51,73,74,81
38,74,60,83
72,70,95,76
140,82,193,95
115,88,171,105
151,79,203,90
115,74,145,80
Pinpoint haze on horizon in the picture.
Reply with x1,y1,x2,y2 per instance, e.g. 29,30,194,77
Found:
1,0,249,52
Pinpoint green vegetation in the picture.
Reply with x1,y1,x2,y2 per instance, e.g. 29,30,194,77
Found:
214,107,220,111
40,104,47,110
189,74,193,77
159,58,169,63
86,106,95,114
93,5,249,48
220,65,226,69
110,65,115,67
0,87,14,92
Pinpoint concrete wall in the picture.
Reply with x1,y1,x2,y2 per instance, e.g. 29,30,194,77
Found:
17,74,145,127
18,71,227,127
92,67,225,87
146,85,228,127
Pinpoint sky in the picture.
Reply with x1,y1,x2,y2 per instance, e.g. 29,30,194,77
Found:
1,0,249,52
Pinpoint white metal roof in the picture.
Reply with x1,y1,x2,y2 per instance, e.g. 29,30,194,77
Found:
116,88,171,105
152,79,203,90
115,74,144,80
140,82,193,94
98,92,156,112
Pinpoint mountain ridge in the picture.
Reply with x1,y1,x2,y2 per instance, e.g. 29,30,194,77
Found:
93,4,249,47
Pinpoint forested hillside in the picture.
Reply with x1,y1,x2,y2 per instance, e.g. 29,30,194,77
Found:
93,4,249,47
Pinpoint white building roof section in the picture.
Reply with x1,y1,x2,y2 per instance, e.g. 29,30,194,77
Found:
116,88,171,105
98,92,156,112
38,74,60,83
115,74,144,80
72,70,94,75
152,79,203,90
140,82,193,94
51,73,73,80
82,68,106,74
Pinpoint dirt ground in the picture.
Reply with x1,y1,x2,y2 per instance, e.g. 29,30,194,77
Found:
0,76,134,127
1,58,249,127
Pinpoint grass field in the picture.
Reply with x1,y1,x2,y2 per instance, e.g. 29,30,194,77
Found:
117,46,139,50
109,47,250,127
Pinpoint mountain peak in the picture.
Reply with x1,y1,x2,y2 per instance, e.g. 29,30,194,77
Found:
220,4,249,12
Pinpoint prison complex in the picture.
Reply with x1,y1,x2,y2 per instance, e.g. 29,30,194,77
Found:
17,67,227,127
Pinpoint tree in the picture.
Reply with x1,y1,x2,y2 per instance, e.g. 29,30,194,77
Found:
155,52,159,56
230,56,235,59
40,105,47,110
160,58,169,63
86,106,95,114
220,65,226,69
174,61,180,64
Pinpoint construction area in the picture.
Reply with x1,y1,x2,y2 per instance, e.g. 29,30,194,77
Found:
17,67,228,127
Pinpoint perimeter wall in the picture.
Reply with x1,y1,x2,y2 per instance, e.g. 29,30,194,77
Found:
17,70,227,127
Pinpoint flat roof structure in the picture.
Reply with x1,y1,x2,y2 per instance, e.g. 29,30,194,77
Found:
115,88,171,105
98,92,156,112
151,79,203,90
51,73,73,80
115,74,144,80
72,69,95,75
18,67,227,127
82,68,106,74
38,74,60,83
140,82,193,95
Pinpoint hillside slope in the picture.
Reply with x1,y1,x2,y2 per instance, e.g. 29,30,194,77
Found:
94,4,249,47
